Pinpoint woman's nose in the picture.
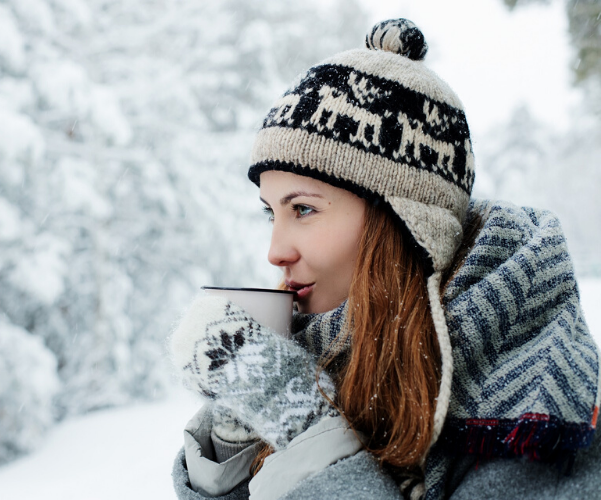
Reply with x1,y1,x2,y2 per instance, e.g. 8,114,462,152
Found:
267,223,300,267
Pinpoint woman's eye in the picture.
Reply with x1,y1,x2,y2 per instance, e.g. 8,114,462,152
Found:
293,204,314,217
262,206,274,222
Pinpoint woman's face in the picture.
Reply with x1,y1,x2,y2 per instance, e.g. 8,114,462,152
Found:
260,171,366,314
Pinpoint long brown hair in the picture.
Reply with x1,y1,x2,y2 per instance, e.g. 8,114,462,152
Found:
333,202,441,468
251,201,481,475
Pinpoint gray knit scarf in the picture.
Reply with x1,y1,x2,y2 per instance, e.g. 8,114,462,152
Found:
425,200,599,499
291,300,350,362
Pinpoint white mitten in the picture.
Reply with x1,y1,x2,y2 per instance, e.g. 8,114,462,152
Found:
170,295,339,450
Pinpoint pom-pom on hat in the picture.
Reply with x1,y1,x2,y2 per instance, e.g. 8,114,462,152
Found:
365,18,428,60
248,18,475,274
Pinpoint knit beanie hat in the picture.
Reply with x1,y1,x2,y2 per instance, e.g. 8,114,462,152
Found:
249,18,475,274
248,19,475,447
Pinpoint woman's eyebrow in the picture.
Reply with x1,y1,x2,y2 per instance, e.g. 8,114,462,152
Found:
280,191,324,205
260,192,324,206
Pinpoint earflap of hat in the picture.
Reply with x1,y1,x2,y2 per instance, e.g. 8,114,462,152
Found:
387,196,464,273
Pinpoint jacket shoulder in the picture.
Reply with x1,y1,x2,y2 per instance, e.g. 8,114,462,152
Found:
280,450,402,500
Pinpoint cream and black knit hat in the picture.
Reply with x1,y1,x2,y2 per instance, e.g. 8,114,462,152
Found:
249,18,475,274
248,18,475,447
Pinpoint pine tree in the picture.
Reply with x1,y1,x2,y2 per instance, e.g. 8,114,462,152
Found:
0,0,367,463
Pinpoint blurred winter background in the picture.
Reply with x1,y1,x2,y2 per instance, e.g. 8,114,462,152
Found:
0,0,599,498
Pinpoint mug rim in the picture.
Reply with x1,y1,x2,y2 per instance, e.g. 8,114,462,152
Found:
201,286,294,295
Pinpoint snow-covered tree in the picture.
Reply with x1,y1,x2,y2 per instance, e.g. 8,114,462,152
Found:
0,0,367,463
0,319,60,464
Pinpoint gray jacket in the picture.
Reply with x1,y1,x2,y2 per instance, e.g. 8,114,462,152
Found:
172,403,601,499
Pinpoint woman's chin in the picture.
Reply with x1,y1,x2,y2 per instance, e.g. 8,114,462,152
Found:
296,297,342,315
295,301,311,314
296,300,318,314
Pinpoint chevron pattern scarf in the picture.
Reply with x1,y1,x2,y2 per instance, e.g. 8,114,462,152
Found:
291,301,349,361
423,200,600,499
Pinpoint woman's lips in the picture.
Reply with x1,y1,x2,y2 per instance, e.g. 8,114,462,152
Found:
285,281,315,300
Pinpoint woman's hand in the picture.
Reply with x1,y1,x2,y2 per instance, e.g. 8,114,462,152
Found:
170,294,339,449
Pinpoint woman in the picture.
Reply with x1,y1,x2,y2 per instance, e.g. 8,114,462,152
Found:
170,19,600,500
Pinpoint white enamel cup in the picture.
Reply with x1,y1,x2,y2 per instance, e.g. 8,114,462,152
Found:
201,287,294,338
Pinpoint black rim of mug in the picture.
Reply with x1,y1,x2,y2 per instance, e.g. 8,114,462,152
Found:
201,286,294,295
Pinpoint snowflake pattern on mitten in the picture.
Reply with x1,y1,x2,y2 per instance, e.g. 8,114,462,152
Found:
171,294,339,450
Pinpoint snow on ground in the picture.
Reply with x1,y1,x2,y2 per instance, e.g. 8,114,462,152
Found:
0,389,200,500
0,279,600,500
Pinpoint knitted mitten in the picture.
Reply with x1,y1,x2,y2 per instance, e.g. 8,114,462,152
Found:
170,294,339,450
212,405,258,443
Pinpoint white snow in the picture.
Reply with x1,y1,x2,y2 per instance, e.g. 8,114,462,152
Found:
580,278,601,345
0,389,200,500
89,85,133,146
8,235,69,305
0,5,25,73
0,320,60,463
11,0,56,36
0,281,599,499
56,157,113,218
0,108,45,165
30,61,92,117
0,197,21,241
